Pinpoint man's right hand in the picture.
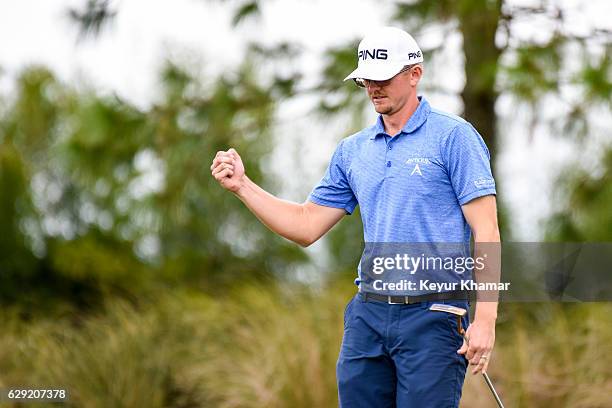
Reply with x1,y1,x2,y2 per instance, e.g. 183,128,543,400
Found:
209,147,346,247
210,148,245,193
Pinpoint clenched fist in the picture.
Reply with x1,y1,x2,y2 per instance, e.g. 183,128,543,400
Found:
210,148,245,193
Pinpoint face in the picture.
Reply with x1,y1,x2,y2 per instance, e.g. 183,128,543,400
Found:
360,66,421,115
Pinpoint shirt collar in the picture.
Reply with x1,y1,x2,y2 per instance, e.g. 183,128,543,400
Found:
370,96,431,139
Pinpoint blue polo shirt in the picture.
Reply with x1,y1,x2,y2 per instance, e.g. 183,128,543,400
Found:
308,96,496,291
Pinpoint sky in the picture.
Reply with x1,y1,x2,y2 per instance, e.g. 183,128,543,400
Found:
0,0,395,106
0,0,610,242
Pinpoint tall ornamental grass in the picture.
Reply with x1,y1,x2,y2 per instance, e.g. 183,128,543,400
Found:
0,284,609,407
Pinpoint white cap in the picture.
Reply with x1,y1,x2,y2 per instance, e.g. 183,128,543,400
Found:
344,27,424,81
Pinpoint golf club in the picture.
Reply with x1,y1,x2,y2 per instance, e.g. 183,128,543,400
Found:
429,303,505,408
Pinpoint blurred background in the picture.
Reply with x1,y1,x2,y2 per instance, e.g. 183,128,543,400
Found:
0,0,610,407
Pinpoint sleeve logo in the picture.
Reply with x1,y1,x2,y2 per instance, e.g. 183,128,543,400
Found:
474,178,495,188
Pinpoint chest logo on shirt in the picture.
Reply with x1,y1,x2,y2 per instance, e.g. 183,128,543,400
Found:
410,164,422,176
405,157,431,176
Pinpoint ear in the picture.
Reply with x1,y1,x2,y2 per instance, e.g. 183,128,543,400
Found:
409,65,423,86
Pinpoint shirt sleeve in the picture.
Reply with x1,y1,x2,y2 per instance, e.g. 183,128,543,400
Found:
442,123,497,205
308,140,358,214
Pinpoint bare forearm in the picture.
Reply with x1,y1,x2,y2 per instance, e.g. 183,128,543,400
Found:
211,149,344,246
234,175,313,246
459,197,501,372
473,228,501,322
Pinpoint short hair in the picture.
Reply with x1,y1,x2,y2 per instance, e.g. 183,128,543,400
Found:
403,62,423,71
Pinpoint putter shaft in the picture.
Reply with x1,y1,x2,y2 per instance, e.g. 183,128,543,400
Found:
460,333,505,408
483,371,505,408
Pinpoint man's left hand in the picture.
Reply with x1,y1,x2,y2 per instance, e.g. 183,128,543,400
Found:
457,318,496,374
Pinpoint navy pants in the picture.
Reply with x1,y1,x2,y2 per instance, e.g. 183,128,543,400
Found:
337,293,469,408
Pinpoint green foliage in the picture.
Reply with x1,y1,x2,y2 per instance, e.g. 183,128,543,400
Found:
326,207,364,280
493,303,612,407
0,59,309,312
0,296,214,408
578,47,612,105
0,143,37,296
68,0,117,39
315,42,362,113
1,286,609,407
232,1,260,27
247,42,303,98
546,148,612,241
393,0,456,25
502,37,564,103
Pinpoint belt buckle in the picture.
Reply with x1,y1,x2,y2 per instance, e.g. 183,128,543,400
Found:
405,296,419,305
387,296,407,305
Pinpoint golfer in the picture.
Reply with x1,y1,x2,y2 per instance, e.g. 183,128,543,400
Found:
211,26,500,408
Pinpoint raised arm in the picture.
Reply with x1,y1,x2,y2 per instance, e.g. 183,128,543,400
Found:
211,148,346,247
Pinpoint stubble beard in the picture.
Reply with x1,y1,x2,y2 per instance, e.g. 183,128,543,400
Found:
374,102,393,115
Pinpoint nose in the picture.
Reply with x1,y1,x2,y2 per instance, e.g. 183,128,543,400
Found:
366,83,384,97
365,80,382,89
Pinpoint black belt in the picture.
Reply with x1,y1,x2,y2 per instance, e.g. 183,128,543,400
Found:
359,290,470,305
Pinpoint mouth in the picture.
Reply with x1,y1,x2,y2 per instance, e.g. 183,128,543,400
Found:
372,95,387,103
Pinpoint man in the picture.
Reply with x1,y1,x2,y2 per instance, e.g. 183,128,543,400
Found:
211,26,500,407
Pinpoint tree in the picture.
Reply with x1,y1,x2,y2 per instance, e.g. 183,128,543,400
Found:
0,52,309,311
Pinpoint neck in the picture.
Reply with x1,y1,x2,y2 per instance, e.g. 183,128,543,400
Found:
382,95,420,136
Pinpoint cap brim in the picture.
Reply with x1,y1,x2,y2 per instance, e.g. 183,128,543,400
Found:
343,62,405,81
